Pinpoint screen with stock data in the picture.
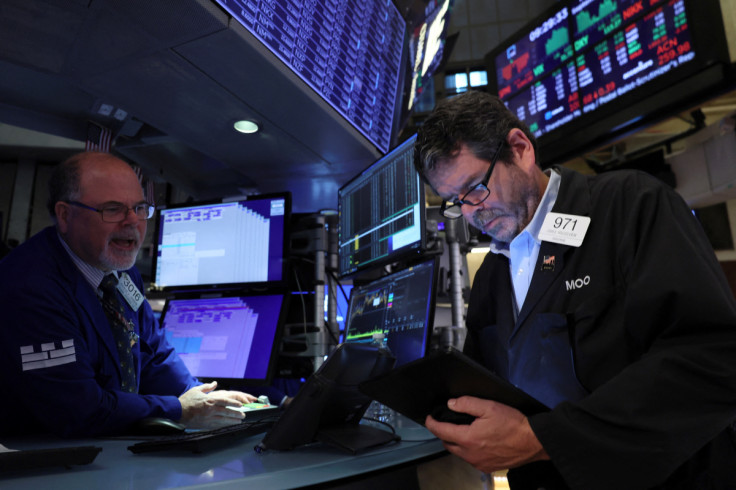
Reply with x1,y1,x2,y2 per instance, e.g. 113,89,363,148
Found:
490,0,698,141
338,134,424,277
161,294,285,384
214,0,406,153
153,194,288,290
344,258,437,367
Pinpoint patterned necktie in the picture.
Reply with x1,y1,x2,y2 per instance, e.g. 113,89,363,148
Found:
99,274,138,393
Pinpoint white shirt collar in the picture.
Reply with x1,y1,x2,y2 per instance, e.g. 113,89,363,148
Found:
489,168,561,258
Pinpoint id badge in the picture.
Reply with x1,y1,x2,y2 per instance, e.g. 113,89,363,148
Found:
117,272,145,311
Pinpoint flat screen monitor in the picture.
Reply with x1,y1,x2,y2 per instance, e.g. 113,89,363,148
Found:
337,134,425,277
152,193,290,291
259,342,398,453
344,258,437,367
160,293,287,386
485,0,730,165
214,0,407,153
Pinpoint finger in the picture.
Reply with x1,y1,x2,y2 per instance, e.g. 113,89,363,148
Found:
216,406,246,419
225,391,257,404
425,415,467,445
449,396,497,418
209,392,250,407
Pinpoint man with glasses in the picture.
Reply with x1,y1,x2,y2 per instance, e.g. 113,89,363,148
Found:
0,152,257,437
414,91,736,488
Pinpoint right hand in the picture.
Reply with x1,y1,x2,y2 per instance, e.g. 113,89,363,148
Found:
178,381,255,429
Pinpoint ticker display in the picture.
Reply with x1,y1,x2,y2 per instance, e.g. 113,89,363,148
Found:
491,0,697,140
216,0,406,153
495,7,573,101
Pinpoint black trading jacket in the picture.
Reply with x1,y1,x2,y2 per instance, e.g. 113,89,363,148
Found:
465,166,736,489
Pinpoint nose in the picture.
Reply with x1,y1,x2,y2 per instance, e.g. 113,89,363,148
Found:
121,206,143,225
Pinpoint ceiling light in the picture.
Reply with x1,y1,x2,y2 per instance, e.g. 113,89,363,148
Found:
233,120,260,134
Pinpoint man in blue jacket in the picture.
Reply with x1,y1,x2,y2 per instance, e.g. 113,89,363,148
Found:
0,151,257,437
415,91,736,489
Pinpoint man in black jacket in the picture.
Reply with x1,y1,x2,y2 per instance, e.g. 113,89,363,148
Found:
414,91,736,489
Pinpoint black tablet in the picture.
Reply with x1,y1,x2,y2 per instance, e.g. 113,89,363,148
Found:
358,348,549,425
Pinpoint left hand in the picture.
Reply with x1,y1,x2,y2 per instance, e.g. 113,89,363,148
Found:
424,396,549,473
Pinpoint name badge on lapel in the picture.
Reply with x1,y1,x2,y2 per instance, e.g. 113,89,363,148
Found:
539,212,591,247
117,273,144,311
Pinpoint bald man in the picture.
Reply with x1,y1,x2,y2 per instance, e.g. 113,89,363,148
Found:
0,152,256,437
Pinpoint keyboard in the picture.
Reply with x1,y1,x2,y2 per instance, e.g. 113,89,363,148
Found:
0,445,102,472
127,420,273,454
226,402,279,421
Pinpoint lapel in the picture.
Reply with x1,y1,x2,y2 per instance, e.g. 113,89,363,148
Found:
512,167,592,332
48,229,122,372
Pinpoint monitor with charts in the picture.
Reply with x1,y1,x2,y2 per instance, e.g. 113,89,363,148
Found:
160,293,288,386
344,258,438,367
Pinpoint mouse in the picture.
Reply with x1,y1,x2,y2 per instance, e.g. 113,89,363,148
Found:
132,417,186,436
430,405,476,425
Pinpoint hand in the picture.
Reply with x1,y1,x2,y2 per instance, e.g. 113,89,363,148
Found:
178,381,258,429
424,396,549,473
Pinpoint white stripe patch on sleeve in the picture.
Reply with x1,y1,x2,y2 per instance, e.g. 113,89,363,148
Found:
21,339,76,371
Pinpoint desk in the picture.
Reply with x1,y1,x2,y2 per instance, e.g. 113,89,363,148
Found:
1,417,445,489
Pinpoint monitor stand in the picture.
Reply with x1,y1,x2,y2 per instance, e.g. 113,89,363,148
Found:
316,424,400,454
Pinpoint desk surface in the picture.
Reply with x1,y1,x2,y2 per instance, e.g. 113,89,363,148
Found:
1,417,444,489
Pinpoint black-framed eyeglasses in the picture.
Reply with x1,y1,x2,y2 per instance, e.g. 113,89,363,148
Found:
66,201,155,223
439,142,505,219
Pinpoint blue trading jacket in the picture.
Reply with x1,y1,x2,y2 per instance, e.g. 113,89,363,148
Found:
0,226,198,437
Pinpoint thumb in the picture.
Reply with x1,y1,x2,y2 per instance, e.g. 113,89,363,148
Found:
448,395,490,417
200,381,217,393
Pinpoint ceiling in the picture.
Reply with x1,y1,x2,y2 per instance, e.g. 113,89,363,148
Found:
2,0,736,214
0,0,425,213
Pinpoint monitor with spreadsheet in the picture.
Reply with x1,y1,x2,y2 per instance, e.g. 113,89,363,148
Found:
152,193,290,291
337,134,425,277
160,293,287,386
344,258,438,367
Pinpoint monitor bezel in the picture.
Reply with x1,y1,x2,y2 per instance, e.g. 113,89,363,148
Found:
337,134,427,278
159,291,290,388
345,256,439,367
150,192,292,293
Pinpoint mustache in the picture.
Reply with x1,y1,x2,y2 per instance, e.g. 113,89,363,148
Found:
110,230,141,243
472,208,507,229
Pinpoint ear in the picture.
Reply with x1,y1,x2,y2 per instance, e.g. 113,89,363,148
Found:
55,201,71,234
506,128,536,170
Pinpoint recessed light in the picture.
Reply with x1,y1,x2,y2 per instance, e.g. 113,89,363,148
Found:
233,120,260,134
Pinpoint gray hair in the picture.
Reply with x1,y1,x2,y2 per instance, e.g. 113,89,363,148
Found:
413,91,537,182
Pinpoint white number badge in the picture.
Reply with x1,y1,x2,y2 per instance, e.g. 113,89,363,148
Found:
117,272,145,311
538,212,591,247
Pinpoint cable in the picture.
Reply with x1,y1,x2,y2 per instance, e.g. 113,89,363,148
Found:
292,269,308,338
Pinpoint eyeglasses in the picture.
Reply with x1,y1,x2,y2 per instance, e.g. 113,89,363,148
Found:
66,201,155,223
439,143,505,219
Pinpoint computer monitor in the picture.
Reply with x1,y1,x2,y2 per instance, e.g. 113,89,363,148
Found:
160,293,288,386
152,193,290,291
337,134,425,277
344,258,438,367
259,342,398,453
